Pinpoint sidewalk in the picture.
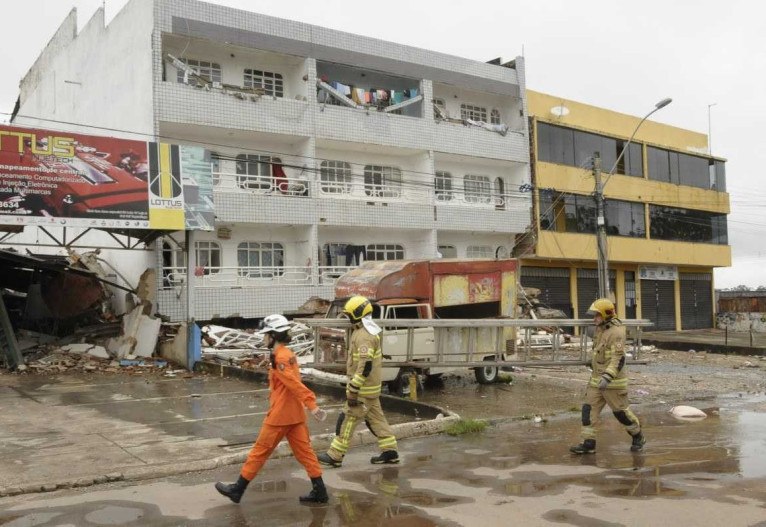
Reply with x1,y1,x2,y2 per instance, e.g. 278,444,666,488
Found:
0,368,453,497
641,328,766,355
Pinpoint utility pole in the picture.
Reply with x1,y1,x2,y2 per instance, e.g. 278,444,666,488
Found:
593,152,610,299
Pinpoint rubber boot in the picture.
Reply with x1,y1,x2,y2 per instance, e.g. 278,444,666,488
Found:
569,439,596,454
370,450,400,464
215,475,250,504
317,452,342,468
630,432,646,452
299,476,329,504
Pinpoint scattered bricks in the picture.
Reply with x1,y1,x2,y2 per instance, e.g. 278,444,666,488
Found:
73,478,94,488
92,475,108,485
105,473,124,482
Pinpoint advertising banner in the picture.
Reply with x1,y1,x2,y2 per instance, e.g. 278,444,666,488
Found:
0,125,213,231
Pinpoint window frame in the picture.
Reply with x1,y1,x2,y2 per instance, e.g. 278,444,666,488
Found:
434,171,453,201
490,108,501,125
243,69,284,97
235,153,280,191
195,240,222,275
176,59,222,84
363,165,402,198
463,174,492,204
466,245,493,259
460,103,488,122
237,241,285,277
366,243,405,261
319,160,353,194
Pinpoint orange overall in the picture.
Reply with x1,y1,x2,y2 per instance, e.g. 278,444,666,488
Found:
240,343,322,481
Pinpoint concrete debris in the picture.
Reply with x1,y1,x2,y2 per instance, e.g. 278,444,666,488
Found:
107,305,161,359
201,322,315,371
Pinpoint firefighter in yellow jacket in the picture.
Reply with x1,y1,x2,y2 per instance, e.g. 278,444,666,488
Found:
570,298,645,454
318,295,399,467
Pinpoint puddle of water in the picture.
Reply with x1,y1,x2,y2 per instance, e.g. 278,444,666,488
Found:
84,505,144,525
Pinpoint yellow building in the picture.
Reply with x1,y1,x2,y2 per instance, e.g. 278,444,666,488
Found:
521,91,730,331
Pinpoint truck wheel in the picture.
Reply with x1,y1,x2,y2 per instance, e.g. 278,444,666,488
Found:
388,372,411,397
474,359,499,384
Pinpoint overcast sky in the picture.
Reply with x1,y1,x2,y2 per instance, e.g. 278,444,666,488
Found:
1,0,764,288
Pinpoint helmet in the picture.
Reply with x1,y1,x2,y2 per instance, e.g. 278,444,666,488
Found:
586,298,616,320
257,314,292,335
343,295,372,322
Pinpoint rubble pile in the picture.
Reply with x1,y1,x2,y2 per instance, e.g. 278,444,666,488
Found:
201,322,316,371
24,344,170,375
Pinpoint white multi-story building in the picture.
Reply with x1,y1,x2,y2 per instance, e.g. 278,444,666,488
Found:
12,0,531,321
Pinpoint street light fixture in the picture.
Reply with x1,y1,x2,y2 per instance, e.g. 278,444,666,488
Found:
593,97,673,299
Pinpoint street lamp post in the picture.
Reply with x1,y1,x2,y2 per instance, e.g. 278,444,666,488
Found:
594,97,672,299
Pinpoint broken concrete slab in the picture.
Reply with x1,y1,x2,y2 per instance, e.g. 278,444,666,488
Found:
108,305,161,359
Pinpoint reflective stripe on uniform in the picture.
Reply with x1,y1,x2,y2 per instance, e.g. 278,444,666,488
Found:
589,376,628,389
358,384,382,396
582,425,596,440
377,436,397,450
350,374,366,387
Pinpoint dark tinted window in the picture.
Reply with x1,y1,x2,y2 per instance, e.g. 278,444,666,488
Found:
540,192,645,238
648,146,724,190
649,205,728,244
537,123,642,177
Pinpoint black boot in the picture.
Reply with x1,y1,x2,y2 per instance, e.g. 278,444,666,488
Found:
317,452,343,468
370,450,400,464
215,475,250,504
570,439,596,454
630,432,646,452
299,476,329,504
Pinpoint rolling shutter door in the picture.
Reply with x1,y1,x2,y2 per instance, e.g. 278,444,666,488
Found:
640,279,676,331
521,267,573,317
576,269,617,318
680,273,713,329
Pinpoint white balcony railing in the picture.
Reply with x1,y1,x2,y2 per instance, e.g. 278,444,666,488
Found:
317,180,431,204
160,265,356,290
213,172,310,196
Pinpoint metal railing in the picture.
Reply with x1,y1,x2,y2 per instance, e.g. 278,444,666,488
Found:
160,265,357,289
316,180,431,204
298,317,654,370
213,172,310,196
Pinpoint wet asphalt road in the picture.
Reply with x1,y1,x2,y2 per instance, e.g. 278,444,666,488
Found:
1,392,764,526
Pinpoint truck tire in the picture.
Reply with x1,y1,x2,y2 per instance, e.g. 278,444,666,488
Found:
388,371,411,398
474,358,499,384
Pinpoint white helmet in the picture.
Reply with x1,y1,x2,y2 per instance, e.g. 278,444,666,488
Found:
257,314,292,335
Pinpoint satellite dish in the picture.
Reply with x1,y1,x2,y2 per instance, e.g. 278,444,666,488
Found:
550,105,570,117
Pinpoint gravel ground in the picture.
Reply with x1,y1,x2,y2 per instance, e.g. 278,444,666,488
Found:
513,348,766,407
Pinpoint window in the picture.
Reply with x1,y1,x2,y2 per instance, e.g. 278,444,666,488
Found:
319,160,352,194
438,245,457,258
366,244,404,261
649,205,728,244
237,242,284,277
464,174,492,203
604,200,646,237
161,241,186,286
461,104,488,122
195,241,221,274
540,192,645,238
433,98,446,118
490,108,501,125
648,146,723,190
467,245,493,258
176,59,222,84
363,165,402,198
244,69,284,97
435,171,453,201
537,123,643,177
235,154,279,190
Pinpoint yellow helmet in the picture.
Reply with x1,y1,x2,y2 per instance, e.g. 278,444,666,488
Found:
586,298,616,320
343,295,372,322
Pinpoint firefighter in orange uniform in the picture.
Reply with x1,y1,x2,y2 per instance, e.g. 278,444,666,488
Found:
215,314,330,504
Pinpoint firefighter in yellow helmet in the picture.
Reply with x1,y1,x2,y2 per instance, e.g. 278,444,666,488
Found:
318,295,400,467
570,298,645,454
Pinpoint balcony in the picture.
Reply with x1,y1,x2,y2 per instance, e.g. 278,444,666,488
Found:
160,265,354,289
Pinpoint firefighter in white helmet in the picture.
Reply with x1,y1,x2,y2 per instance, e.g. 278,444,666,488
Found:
317,295,399,467
570,298,645,454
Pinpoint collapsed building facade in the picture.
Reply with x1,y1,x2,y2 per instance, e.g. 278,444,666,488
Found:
10,0,532,323
6,0,730,334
